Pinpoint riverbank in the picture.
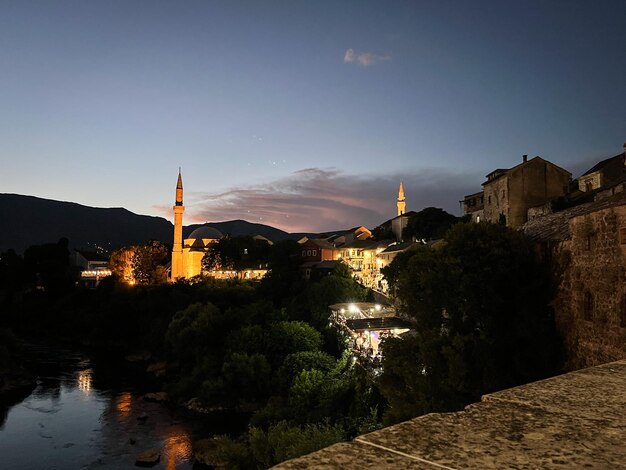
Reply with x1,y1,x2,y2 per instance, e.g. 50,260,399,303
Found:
0,340,249,469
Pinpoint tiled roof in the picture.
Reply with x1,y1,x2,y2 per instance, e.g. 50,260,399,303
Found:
581,152,625,176
310,238,337,249
522,190,626,241
482,157,571,187
379,241,416,254
341,239,381,249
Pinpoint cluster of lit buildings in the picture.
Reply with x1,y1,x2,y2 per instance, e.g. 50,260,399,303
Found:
168,170,421,290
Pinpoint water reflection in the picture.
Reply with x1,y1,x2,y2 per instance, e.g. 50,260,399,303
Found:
163,425,193,470
0,343,207,469
115,391,132,414
77,369,92,394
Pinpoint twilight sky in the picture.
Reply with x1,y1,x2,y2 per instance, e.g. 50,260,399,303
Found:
1,1,625,232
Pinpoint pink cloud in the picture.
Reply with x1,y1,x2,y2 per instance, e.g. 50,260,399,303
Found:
158,167,479,233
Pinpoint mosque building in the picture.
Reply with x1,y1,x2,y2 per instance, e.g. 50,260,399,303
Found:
170,170,223,280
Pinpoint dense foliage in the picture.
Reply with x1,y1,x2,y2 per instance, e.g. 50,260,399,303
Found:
379,222,561,423
403,207,462,241
0,240,378,468
201,236,272,272
0,224,564,467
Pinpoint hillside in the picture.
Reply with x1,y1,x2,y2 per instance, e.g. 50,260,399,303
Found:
0,194,306,253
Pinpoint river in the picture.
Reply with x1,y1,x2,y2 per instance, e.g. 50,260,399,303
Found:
0,342,241,470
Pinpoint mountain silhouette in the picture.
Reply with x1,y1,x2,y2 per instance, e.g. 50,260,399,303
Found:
0,194,307,253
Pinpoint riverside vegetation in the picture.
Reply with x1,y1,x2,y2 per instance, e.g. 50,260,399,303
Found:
0,223,562,468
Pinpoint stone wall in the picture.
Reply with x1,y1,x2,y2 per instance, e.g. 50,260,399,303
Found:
482,175,509,225
275,360,626,469
554,205,626,370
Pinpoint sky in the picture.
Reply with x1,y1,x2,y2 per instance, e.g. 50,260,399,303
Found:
1,0,625,232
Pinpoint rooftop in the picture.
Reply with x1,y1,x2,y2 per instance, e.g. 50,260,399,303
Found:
522,190,626,241
581,151,625,176
274,359,626,469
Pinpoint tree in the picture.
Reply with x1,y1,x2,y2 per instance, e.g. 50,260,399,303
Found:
201,246,224,272
379,222,561,424
248,420,345,468
22,238,75,293
277,351,336,391
166,302,223,365
109,246,136,283
371,224,394,241
403,207,459,241
131,241,168,284
201,236,271,273
267,321,322,366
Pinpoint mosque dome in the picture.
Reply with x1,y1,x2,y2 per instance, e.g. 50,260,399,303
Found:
188,225,223,241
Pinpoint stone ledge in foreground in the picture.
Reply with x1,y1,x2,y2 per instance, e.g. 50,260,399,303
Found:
273,359,626,469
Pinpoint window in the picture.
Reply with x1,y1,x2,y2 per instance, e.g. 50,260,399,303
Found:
585,180,593,192
620,227,626,245
583,292,594,321
302,250,306,257
312,250,317,256
621,296,626,328
488,195,491,204
502,190,506,199
307,250,311,256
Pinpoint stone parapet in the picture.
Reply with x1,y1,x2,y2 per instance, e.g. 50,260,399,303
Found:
274,360,626,469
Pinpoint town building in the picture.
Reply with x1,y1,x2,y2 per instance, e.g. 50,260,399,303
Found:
376,241,420,291
577,144,626,193
71,249,111,288
464,155,571,228
338,239,390,289
462,191,484,223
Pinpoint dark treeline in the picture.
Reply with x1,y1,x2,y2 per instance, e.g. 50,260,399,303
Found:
0,239,381,467
0,223,564,468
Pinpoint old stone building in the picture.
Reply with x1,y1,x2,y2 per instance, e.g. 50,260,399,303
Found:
577,144,626,193
462,191,484,223
523,191,626,370
465,156,571,228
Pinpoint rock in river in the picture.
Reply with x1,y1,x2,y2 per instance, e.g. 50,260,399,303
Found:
135,448,160,467
142,392,168,403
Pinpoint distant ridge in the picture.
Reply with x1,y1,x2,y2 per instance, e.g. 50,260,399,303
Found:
0,194,310,253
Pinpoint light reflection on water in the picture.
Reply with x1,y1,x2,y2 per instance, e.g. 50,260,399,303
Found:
0,344,199,470
163,426,193,470
78,369,93,394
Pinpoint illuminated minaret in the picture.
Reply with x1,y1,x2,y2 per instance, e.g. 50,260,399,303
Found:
397,180,406,216
171,169,185,280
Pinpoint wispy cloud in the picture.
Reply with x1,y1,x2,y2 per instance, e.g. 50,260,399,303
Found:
344,48,391,66
161,168,480,233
